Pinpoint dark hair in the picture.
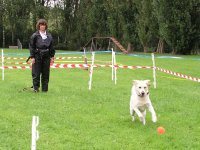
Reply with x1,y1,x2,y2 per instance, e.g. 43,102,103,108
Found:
36,19,48,30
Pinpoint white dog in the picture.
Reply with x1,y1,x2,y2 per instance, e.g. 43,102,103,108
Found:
130,80,157,125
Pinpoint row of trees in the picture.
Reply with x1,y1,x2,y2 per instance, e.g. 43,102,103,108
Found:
0,0,199,54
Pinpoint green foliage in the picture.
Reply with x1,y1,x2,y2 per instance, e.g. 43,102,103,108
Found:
190,0,200,54
121,0,139,47
134,0,158,52
153,0,196,54
0,0,199,54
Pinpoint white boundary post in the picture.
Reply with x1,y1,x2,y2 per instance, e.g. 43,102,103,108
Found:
151,53,156,88
1,49,4,80
83,47,88,67
31,116,39,150
112,48,117,84
112,48,114,81
83,47,86,57
88,52,95,90
113,51,117,84
114,52,117,84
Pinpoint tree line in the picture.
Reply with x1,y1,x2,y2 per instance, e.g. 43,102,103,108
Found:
0,0,199,54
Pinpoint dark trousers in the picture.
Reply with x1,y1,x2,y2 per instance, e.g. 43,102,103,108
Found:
32,56,50,91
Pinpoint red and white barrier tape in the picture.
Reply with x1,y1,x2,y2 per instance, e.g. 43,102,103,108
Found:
1,64,199,82
51,64,153,69
5,62,32,65
2,66,32,69
1,57,26,60
1,56,82,60
55,57,82,60
0,64,152,69
156,67,200,82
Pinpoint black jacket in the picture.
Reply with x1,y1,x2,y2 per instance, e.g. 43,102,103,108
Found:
29,31,55,58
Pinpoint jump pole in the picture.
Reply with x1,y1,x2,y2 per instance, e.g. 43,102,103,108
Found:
1,49,4,80
83,47,88,69
151,53,156,88
111,49,117,84
83,47,86,57
112,48,114,81
88,52,95,90
31,116,39,150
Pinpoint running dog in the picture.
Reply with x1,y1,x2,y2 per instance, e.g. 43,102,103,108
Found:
130,80,157,125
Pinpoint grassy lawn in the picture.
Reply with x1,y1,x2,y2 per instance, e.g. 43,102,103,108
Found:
0,49,200,149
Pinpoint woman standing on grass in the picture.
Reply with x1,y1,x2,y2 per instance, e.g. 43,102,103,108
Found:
29,19,55,92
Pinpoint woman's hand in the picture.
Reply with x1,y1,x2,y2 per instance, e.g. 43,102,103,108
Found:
50,57,54,64
31,58,35,64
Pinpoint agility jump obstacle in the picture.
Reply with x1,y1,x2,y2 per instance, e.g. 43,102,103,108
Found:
88,49,117,90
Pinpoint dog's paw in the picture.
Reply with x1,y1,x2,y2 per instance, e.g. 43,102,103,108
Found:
142,119,146,125
152,115,157,123
132,116,135,122
139,116,146,125
139,116,143,121
143,121,146,125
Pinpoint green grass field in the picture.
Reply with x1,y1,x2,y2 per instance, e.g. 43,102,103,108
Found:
0,49,200,149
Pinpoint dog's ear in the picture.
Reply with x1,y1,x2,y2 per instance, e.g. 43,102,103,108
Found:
132,80,138,85
145,80,151,87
